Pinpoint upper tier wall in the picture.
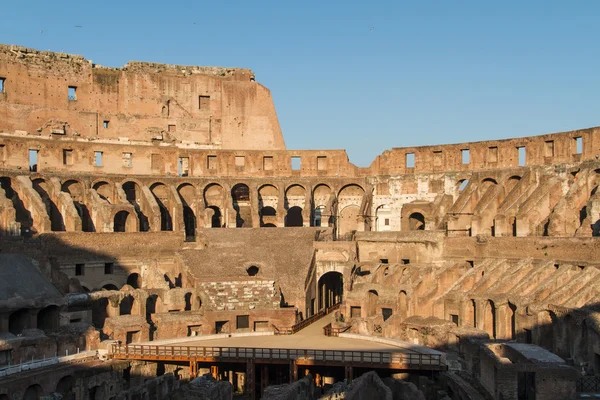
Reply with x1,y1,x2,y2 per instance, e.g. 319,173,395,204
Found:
0,44,285,150
369,126,600,174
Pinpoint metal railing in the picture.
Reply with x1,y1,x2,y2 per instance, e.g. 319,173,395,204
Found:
289,302,342,334
323,323,351,337
110,343,444,369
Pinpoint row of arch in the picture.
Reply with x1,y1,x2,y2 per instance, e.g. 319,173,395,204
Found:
7,305,60,335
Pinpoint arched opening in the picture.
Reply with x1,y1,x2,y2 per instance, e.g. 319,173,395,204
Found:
313,184,332,227
56,375,75,400
483,300,496,339
193,296,202,311
337,184,365,237
0,177,34,236
37,305,60,333
509,302,517,340
232,184,251,228
285,206,303,227
183,206,196,238
120,295,135,315
367,290,379,317
247,266,259,276
62,180,94,232
113,211,133,232
208,206,222,228
127,273,141,289
204,184,225,227
260,206,277,227
92,181,112,203
398,290,408,319
102,284,118,291
146,295,157,317
408,212,425,230
122,181,149,231
457,179,469,193
23,385,43,400
318,272,343,310
32,178,65,231
505,176,521,193
9,308,29,334
150,183,172,231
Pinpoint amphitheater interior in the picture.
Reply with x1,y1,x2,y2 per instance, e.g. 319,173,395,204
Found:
0,44,599,400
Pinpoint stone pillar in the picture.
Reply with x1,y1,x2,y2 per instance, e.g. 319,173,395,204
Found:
277,186,286,227
303,183,312,227
246,359,255,399
251,185,260,228
289,361,298,382
260,364,269,393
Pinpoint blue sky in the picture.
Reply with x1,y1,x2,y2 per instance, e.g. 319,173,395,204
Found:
2,1,599,166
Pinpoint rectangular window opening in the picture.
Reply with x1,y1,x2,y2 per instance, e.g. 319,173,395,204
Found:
461,149,470,165
517,146,526,166
384,218,390,226
450,314,459,325
207,155,217,170
0,78,5,93
178,157,189,176
103,120,109,129
488,146,498,163
405,153,415,168
380,258,389,264
29,149,38,172
382,308,393,322
168,124,176,133
68,86,77,101
350,306,361,318
433,150,442,167
104,262,114,275
317,156,328,171
235,156,245,168
63,149,73,166
122,152,132,168
291,156,301,170
544,140,554,158
75,263,85,276
263,156,273,171
199,95,210,110
151,154,161,170
236,315,250,330
402,259,410,265
574,137,583,154
94,151,103,167
524,328,533,344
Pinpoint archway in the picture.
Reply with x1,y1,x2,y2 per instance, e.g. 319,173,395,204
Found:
398,291,408,319
408,212,425,230
62,180,94,232
150,183,172,231
285,206,303,227
367,290,379,317
260,206,277,227
231,184,251,227
339,205,360,238
483,300,496,339
120,295,135,315
102,284,118,291
127,273,141,289
318,272,343,310
337,184,365,237
207,206,222,228
92,181,112,203
56,375,75,400
9,308,29,334
0,177,34,235
37,305,60,333
23,385,43,400
313,184,332,227
32,178,64,231
122,181,149,231
183,206,196,238
114,211,133,232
